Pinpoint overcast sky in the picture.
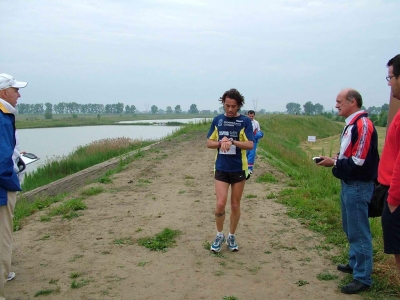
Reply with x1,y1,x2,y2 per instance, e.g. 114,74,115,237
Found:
2,0,399,113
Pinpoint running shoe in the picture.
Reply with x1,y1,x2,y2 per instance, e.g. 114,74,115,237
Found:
227,235,239,251
7,272,15,281
210,234,225,252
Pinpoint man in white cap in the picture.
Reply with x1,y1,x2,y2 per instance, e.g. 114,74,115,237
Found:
0,73,27,299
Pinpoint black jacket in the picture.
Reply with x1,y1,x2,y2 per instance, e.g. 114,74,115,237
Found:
332,113,379,181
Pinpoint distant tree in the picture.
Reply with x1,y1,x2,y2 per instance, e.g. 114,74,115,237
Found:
213,110,218,114
105,104,112,114
115,102,124,114
381,103,389,112
188,104,199,114
286,102,301,115
321,111,333,119
166,106,173,114
130,105,136,114
53,102,65,114
369,113,379,124
259,109,266,114
379,111,388,126
16,103,28,114
174,105,182,114
303,101,315,115
33,103,44,114
219,106,224,114
367,106,381,115
44,102,53,119
125,105,131,114
151,105,158,114
80,104,89,114
314,103,324,114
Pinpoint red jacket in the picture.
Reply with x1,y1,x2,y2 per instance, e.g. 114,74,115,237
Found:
378,110,400,206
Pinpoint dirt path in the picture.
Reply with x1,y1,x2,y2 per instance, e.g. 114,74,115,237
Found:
8,131,358,300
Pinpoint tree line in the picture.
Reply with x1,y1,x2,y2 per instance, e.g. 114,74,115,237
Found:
285,101,389,126
16,102,205,117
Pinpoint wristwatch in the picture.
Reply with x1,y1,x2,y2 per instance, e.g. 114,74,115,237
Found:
228,138,234,143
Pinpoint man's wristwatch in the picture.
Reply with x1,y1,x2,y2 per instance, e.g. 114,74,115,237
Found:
228,138,234,144
333,159,337,167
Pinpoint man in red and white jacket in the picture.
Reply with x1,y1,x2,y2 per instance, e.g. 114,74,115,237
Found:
317,88,379,294
378,54,400,271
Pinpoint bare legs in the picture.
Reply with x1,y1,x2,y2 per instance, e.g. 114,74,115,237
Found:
214,179,245,234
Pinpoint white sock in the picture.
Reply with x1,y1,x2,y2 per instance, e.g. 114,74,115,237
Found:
228,232,234,237
217,231,224,236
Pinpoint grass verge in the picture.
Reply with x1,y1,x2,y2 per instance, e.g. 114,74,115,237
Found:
22,138,152,192
255,114,399,299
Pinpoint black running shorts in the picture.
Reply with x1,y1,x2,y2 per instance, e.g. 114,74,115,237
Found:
215,170,246,184
382,191,400,254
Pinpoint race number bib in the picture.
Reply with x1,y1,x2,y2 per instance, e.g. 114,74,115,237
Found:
219,145,236,155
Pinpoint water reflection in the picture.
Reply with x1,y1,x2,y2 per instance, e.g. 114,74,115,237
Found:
18,125,180,173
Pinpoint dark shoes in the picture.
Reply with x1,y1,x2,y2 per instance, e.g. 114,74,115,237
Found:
341,280,370,294
337,264,353,274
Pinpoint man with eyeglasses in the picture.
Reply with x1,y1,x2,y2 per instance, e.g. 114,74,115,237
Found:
207,88,254,253
0,73,27,299
316,88,379,294
378,54,400,271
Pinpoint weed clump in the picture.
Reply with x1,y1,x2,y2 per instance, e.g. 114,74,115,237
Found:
138,228,181,252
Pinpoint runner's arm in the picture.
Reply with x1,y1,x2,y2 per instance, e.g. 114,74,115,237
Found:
232,140,253,150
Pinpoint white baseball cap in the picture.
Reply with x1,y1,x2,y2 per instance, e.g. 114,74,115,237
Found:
0,73,27,91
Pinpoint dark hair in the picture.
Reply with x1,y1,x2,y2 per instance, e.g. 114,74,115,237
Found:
346,89,363,108
247,110,255,115
387,54,400,77
219,88,245,108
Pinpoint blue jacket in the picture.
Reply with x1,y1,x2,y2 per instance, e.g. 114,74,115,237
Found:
0,103,21,205
254,130,264,143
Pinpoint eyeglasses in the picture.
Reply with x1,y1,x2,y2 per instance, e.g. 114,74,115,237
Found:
386,75,397,82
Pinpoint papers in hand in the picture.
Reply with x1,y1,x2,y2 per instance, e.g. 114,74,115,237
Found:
20,153,39,165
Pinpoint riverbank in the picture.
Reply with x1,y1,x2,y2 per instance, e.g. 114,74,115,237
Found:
9,130,352,299
16,113,215,129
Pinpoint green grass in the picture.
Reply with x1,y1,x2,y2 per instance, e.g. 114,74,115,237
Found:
47,198,86,218
71,278,89,289
80,186,105,197
113,237,134,245
245,194,257,198
138,228,181,252
223,296,238,300
34,288,59,296
253,115,399,298
14,193,67,231
22,138,152,191
256,173,278,183
295,280,309,286
69,272,82,278
317,271,338,281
